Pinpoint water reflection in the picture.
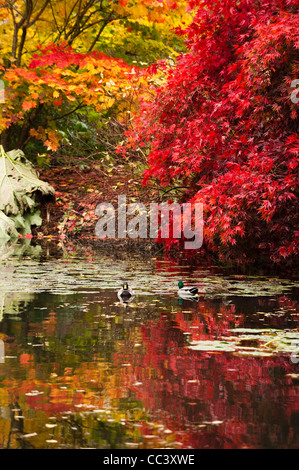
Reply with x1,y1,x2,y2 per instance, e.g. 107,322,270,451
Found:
0,240,298,449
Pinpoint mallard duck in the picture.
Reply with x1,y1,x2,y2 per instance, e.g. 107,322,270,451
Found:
118,282,135,302
177,280,199,299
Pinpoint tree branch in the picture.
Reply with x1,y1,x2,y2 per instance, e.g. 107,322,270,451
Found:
28,0,50,27
49,103,87,121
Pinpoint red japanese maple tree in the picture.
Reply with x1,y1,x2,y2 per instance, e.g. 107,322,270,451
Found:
128,0,299,266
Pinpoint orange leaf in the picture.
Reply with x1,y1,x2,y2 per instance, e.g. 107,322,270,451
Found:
22,100,37,111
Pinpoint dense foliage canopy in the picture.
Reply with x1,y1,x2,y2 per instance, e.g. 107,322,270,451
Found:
127,0,299,266
0,0,298,267
0,0,190,153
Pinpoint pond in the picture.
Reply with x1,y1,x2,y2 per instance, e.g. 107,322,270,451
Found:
0,239,298,449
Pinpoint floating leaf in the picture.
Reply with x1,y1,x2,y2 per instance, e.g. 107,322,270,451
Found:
189,340,236,352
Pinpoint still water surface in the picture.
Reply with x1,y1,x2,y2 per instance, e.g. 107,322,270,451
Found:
0,241,298,449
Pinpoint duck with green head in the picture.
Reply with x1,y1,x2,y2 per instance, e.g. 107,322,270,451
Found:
177,280,199,299
118,282,135,302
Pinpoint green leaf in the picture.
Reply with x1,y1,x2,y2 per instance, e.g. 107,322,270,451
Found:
0,146,54,238
0,210,18,239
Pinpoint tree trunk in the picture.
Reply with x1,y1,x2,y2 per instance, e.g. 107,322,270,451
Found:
16,103,44,149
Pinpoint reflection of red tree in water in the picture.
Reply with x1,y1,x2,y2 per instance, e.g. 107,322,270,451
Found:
174,302,238,342
116,306,299,448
